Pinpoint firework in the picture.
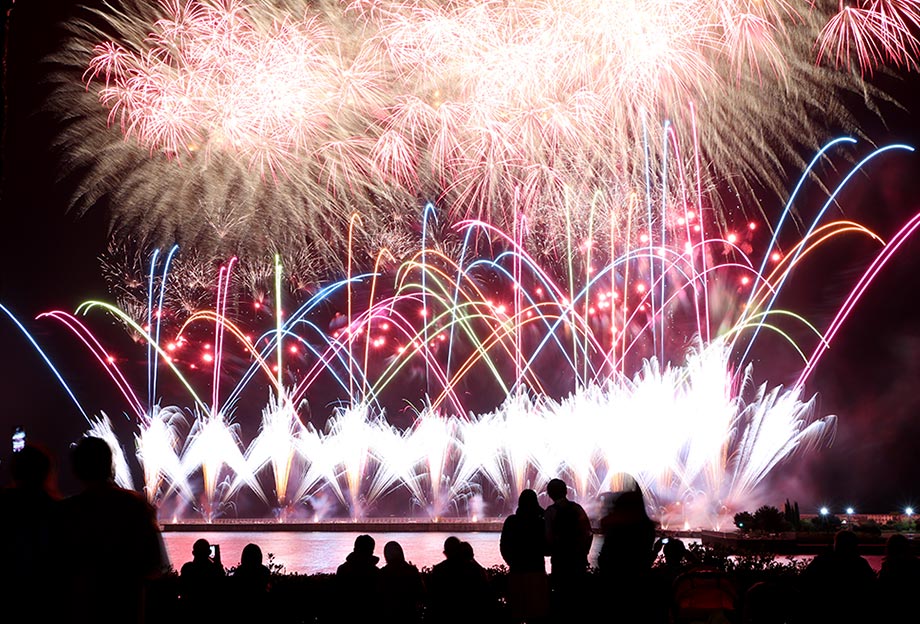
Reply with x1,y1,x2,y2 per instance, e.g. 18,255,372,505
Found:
7,142,916,526
50,0,916,273
23,0,920,523
817,0,920,75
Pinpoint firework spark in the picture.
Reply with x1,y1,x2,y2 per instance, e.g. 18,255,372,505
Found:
817,1,920,75
8,142,916,526
50,0,915,273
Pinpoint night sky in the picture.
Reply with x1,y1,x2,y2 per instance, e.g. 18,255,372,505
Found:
1,1,919,515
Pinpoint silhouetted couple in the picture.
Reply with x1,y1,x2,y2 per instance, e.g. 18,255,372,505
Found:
499,479,593,622
428,535,495,623
497,480,597,622
520,477,659,622
57,437,168,624
176,539,274,623
335,534,425,623
2,439,167,623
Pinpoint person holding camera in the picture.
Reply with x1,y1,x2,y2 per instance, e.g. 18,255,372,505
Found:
179,538,225,622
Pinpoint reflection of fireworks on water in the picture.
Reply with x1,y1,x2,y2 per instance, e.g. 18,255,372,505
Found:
49,0,918,272
7,141,920,526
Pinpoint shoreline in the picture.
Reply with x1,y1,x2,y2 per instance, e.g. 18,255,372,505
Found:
161,520,916,556
162,518,507,533
160,517,701,535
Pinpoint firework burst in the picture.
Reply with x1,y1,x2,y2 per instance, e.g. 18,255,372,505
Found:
49,0,916,276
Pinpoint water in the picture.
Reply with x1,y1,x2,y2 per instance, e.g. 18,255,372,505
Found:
162,531,884,575
162,531,601,575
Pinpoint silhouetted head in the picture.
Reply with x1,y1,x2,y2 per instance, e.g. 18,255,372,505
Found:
241,543,262,567
71,437,114,484
383,541,406,566
663,538,687,566
833,530,859,556
459,541,475,562
192,538,211,560
546,478,568,502
443,536,462,560
613,489,648,517
885,533,910,558
354,534,375,557
517,489,542,516
744,581,787,623
11,445,51,490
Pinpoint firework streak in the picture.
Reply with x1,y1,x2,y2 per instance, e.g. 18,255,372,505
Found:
26,0,920,525
49,0,920,278
6,141,919,527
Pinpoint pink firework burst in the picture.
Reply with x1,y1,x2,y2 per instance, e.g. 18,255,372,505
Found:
84,0,383,178
817,0,920,75
58,0,920,273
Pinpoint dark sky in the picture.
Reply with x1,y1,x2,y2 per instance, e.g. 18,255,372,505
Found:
1,1,919,514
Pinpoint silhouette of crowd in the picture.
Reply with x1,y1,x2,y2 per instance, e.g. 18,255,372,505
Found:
1,438,166,623
2,442,918,624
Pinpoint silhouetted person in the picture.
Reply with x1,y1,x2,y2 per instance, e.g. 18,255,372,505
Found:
598,488,656,575
0,445,58,622
800,529,876,623
501,489,549,623
742,580,803,624
427,535,463,623
877,533,920,620
661,537,693,571
336,534,380,620
179,538,225,622
379,540,425,624
226,543,271,623
654,537,690,583
650,537,697,623
427,536,494,623
57,436,167,624
598,486,657,620
543,478,592,621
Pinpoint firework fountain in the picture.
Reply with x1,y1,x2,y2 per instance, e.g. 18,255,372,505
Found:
4,0,920,527
7,136,920,528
